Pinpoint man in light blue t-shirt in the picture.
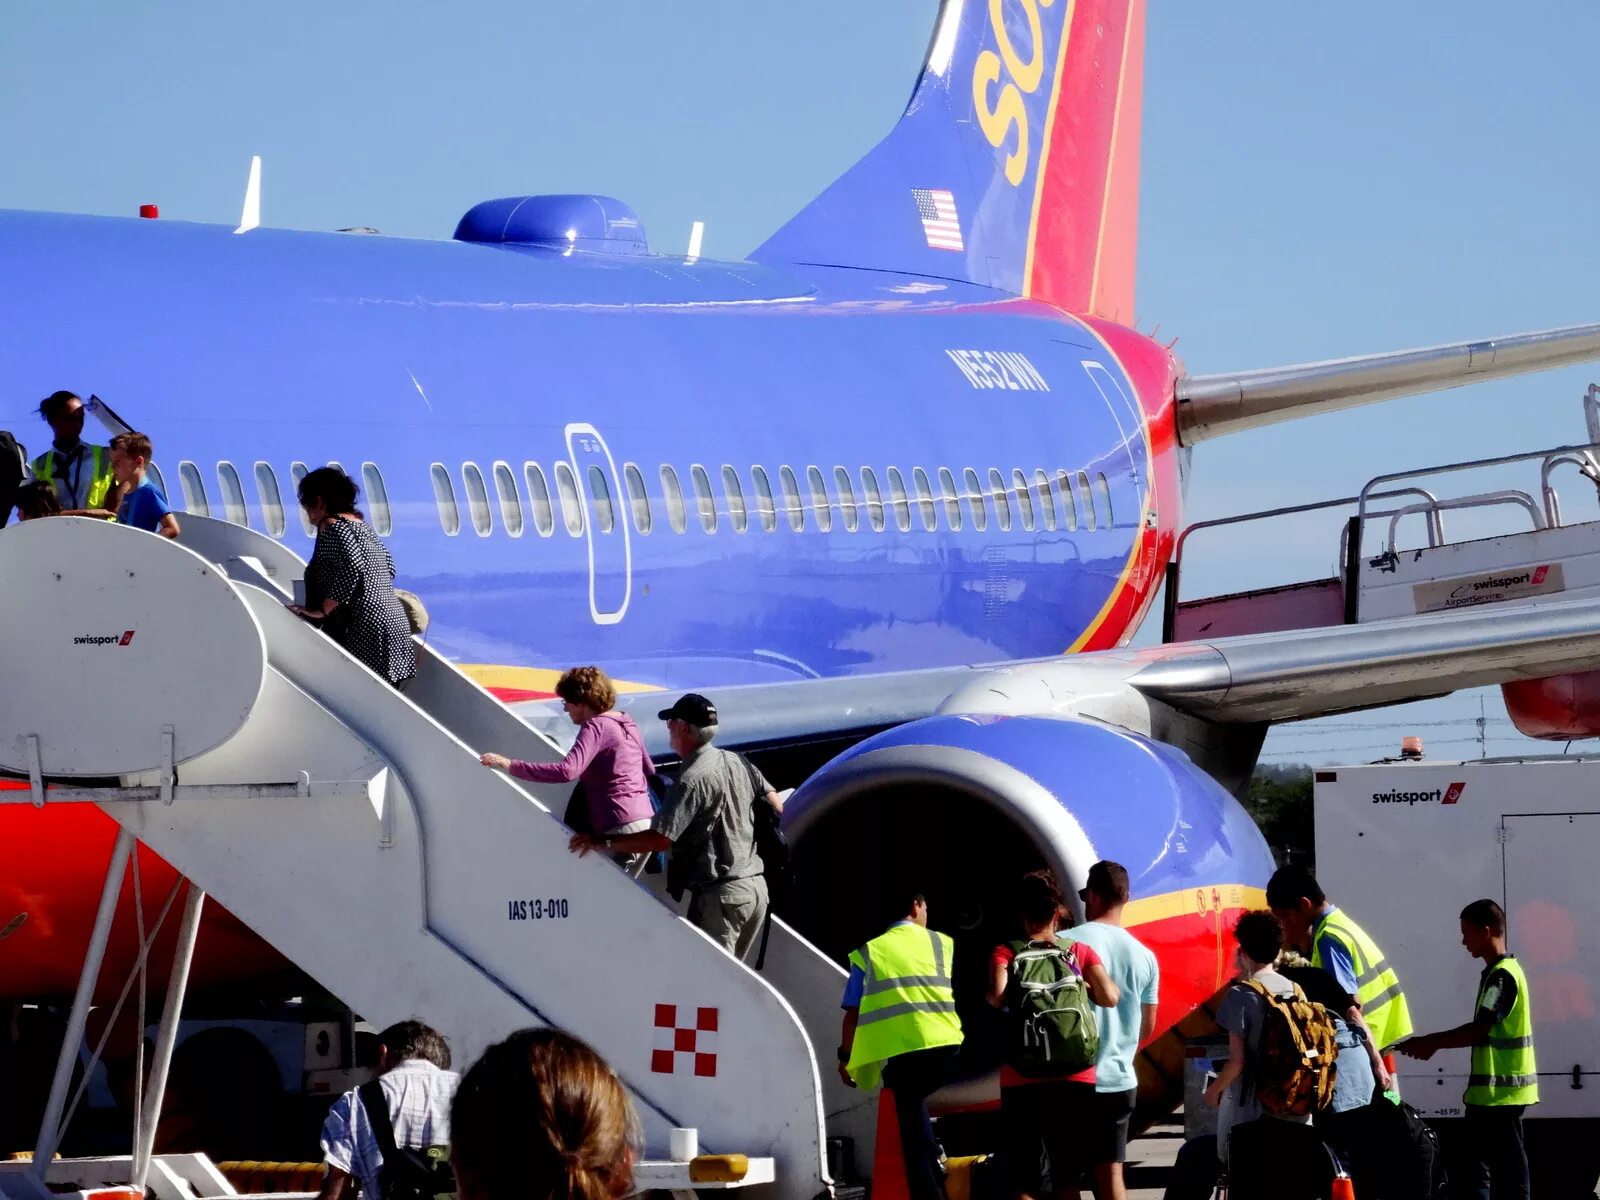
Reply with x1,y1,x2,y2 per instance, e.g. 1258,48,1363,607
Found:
1066,861,1159,1200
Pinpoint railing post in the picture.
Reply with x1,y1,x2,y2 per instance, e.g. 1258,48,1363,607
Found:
131,881,206,1192
1161,561,1181,643
33,828,136,1177
1342,516,1362,625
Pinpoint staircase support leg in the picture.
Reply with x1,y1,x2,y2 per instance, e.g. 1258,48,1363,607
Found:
131,881,205,1192
32,827,136,1177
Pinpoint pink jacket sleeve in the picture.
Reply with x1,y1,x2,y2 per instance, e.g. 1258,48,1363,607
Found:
508,719,602,783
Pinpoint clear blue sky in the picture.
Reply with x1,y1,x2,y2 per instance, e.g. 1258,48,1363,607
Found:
6,2,1600,765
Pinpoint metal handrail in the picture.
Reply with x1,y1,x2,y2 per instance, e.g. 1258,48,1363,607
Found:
1540,450,1600,527
1357,440,1600,526
1173,487,1438,564
1384,491,1544,554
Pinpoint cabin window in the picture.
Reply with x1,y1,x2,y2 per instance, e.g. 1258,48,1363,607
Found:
586,465,616,534
834,467,859,532
430,463,460,535
255,462,286,536
860,468,886,532
178,461,210,517
885,467,913,532
722,466,748,533
1096,472,1114,527
624,463,652,534
750,466,777,532
525,464,555,536
553,462,585,536
1056,469,1078,530
362,462,392,535
691,464,718,533
1011,468,1034,531
462,462,493,536
1032,469,1056,531
1077,471,1096,531
910,467,937,531
988,468,1012,531
807,466,833,533
492,461,524,537
779,466,804,531
963,467,988,531
291,462,315,535
215,462,248,526
661,465,687,534
938,467,962,531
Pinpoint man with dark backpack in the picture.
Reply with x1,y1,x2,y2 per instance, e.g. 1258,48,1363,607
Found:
986,870,1119,1200
318,1021,460,1200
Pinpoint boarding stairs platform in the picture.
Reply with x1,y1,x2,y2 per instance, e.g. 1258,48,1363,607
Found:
1164,385,1600,643
0,514,857,1200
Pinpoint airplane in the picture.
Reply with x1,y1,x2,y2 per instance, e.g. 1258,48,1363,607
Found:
3,0,1600,1105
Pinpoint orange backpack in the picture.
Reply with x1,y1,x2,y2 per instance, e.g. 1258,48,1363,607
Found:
1245,979,1340,1117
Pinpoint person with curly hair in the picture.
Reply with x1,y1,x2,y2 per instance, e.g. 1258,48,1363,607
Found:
451,1029,638,1200
480,666,656,849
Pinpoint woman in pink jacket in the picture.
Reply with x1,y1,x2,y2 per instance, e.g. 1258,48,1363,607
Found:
479,666,656,845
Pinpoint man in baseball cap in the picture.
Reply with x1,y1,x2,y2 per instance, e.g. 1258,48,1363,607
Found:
571,692,783,961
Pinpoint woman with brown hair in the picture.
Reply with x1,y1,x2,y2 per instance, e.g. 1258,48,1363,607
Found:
479,666,656,846
451,1029,638,1200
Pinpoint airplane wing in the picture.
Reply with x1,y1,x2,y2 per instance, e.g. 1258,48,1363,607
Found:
513,595,1600,756
1178,322,1600,444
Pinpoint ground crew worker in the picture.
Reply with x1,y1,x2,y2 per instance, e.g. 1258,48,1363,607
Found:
1398,899,1537,1200
838,891,964,1200
1267,865,1411,1091
30,391,116,514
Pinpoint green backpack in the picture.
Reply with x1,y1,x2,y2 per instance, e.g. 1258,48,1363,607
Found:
1007,939,1100,1078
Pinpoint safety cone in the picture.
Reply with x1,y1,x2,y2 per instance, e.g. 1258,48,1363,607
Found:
871,1089,911,1200
1331,1172,1356,1200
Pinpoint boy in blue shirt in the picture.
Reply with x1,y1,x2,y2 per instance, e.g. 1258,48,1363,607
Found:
110,431,179,538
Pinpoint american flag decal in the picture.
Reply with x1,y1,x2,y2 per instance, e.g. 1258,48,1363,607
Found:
913,188,964,251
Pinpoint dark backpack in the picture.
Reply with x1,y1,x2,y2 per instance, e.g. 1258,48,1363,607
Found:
357,1080,455,1200
1226,1119,1339,1200
1005,940,1099,1078
1325,1089,1448,1200
0,431,24,528
1244,980,1340,1117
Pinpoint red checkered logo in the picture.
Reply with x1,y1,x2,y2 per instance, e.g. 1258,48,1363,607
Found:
652,1004,718,1077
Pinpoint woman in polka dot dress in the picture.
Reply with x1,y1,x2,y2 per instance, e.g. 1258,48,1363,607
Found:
288,466,416,688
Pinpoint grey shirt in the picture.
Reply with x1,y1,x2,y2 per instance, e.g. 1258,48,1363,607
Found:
653,745,771,891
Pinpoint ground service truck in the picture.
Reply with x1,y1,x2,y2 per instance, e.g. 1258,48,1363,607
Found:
1315,755,1600,1194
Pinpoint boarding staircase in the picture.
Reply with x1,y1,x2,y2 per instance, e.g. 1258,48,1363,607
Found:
0,514,861,1200
1164,385,1600,643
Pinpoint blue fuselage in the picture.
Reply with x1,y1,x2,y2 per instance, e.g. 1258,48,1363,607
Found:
2,210,1154,688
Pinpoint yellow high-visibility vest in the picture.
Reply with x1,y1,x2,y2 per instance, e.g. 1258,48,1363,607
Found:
1466,955,1538,1107
1312,908,1414,1050
845,922,963,1090
32,444,114,510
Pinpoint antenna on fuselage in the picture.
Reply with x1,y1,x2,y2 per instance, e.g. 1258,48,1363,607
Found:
685,220,704,263
234,156,262,234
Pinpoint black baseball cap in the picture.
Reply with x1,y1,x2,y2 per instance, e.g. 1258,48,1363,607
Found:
658,693,717,726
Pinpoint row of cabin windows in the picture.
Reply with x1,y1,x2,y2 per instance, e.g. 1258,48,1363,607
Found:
156,460,396,539
149,458,1117,544
430,460,1116,539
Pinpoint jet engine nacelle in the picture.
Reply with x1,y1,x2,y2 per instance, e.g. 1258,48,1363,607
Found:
1502,672,1600,739
782,711,1276,1090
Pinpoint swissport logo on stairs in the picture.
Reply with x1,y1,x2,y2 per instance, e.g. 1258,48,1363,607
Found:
1371,782,1466,806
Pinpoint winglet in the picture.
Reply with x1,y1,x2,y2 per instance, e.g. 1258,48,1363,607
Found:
234,156,261,235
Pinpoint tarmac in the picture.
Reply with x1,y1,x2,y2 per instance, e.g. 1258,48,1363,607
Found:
1125,1114,1183,1199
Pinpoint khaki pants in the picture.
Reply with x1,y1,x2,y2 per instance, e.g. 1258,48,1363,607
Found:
688,875,769,962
